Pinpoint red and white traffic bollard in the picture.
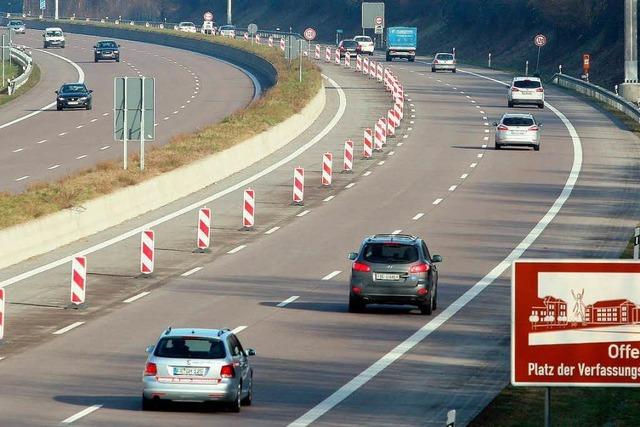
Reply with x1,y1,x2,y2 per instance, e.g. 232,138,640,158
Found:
369,60,376,79
322,153,333,186
335,48,341,65
244,33,249,41
379,118,387,146
374,120,384,151
387,109,396,138
255,34,261,44
293,167,304,204
0,288,4,340
377,64,384,82
356,55,362,72
325,46,331,62
280,37,286,51
315,44,321,59
197,207,212,251
363,128,373,159
344,53,351,68
140,230,155,275
363,57,369,75
343,139,354,173
268,36,274,47
243,188,255,228
70,255,87,305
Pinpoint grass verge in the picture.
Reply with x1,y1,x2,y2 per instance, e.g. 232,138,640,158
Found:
0,61,40,107
0,22,322,229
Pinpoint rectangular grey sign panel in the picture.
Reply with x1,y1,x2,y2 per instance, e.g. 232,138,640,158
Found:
114,77,155,141
284,35,300,60
362,2,385,29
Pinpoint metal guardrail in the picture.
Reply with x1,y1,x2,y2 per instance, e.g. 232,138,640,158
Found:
552,73,640,123
7,45,32,95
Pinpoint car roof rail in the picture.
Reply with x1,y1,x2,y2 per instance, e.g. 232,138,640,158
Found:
218,328,230,336
371,233,417,240
164,326,172,335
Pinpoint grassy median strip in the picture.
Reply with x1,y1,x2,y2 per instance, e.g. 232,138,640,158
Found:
0,61,40,107
0,23,321,229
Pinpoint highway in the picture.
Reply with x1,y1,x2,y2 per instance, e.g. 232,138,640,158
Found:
0,43,639,427
0,30,256,192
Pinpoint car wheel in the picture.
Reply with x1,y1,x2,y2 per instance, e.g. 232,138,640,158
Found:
142,395,160,411
431,68,436,73
452,69,456,73
420,292,433,315
533,144,540,151
348,295,365,313
508,101,514,108
94,56,98,63
495,143,501,150
538,102,544,109
86,103,92,111
43,43,47,49
116,57,120,62
56,104,62,111
241,374,253,406
386,55,391,62
432,285,438,311
228,384,242,413
408,57,415,62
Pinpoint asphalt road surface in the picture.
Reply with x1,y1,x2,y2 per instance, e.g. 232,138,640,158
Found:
0,30,256,192
0,49,638,427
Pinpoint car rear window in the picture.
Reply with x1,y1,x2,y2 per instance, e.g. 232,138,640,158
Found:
155,337,226,359
97,41,117,48
436,54,454,61
355,37,372,43
503,117,535,126
514,80,541,89
362,243,420,264
343,40,358,48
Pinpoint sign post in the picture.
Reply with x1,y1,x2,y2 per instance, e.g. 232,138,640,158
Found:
304,27,316,59
582,53,591,81
534,34,547,73
247,23,258,45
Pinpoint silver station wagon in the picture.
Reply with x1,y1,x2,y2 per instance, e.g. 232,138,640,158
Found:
142,327,256,412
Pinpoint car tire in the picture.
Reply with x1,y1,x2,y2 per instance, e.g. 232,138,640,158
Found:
431,68,436,73
452,69,456,73
56,104,62,111
142,395,160,411
432,285,438,310
228,384,242,413
508,101,514,108
348,295,365,313
86,103,92,111
420,293,434,315
94,56,98,63
116,57,120,62
538,102,544,109
43,43,47,49
408,57,415,62
495,143,501,150
533,144,540,151
241,374,253,406
386,55,391,62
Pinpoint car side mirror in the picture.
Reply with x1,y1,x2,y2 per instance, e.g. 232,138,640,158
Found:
93,45,97,48
145,345,155,354
89,90,94,93
54,90,58,94
348,252,358,261
245,348,256,357
538,122,543,126
492,122,498,126
118,44,121,47
431,255,443,263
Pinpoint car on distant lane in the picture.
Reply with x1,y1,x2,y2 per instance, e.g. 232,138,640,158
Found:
493,113,542,151
508,76,545,109
142,327,256,412
218,25,236,37
177,22,197,33
338,39,360,58
353,35,374,55
55,83,93,110
347,234,442,314
94,40,120,62
43,27,65,48
7,20,26,34
431,52,456,73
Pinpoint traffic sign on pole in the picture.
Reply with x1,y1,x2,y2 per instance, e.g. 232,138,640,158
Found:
534,34,547,47
512,260,640,387
203,11,214,22
304,28,317,41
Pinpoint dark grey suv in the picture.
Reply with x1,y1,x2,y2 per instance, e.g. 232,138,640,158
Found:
347,234,442,314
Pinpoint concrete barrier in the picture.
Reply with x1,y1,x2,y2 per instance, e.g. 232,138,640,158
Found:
0,87,325,270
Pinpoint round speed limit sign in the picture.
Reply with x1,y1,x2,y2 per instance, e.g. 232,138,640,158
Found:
304,27,317,41
534,34,547,47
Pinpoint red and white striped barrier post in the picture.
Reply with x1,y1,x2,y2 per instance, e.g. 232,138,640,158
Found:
0,288,4,340
355,55,362,72
140,230,155,275
70,256,87,306
255,34,261,44
363,128,373,159
374,120,384,151
243,188,255,229
293,167,304,205
280,37,286,51
393,103,402,128
344,53,351,68
397,99,404,120
363,57,369,75
322,152,333,186
268,36,274,47
325,46,331,62
369,60,376,78
335,48,341,65
343,139,354,173
377,64,384,82
379,118,387,146
387,109,396,138
244,33,249,41
314,44,321,59
197,207,212,251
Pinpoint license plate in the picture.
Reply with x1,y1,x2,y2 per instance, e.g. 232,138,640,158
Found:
67,101,78,105
512,130,526,135
375,273,400,281
173,367,206,376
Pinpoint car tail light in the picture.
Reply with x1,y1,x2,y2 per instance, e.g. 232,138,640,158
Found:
511,87,519,92
220,364,236,378
536,87,544,92
352,287,362,295
453,59,457,64
433,60,439,64
497,125,509,131
417,288,428,296
409,263,430,273
352,262,371,272
144,362,157,376
528,126,539,132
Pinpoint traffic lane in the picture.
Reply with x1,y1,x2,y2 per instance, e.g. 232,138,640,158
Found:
0,32,254,191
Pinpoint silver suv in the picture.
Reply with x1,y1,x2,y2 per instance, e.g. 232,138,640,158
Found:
348,234,442,314
142,327,255,412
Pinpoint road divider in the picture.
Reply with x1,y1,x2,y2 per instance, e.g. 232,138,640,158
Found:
343,140,354,173
196,208,212,251
322,153,333,186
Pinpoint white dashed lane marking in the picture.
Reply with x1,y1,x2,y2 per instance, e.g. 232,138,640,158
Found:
391,229,403,235
277,296,300,307
265,226,280,235
449,185,457,192
412,213,425,221
15,176,29,182
123,292,151,303
227,245,247,254
181,267,203,277
433,198,443,205
296,210,310,217
53,321,84,335
322,271,342,281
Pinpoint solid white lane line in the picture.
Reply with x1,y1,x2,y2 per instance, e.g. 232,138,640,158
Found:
231,326,247,334
277,296,300,307
388,151,395,156
397,142,403,146
482,144,487,149
412,213,425,221
100,146,110,151
323,195,335,202
377,161,385,166
363,171,372,176
449,185,457,192
123,292,151,303
76,125,84,129
48,164,61,170
61,405,102,424
12,148,23,153
470,163,478,168
53,321,85,335
76,155,87,160
181,267,203,277
0,76,347,291
322,271,341,281
391,229,403,235
58,132,67,136
36,139,47,144
345,183,356,188
477,153,484,158
296,210,310,217
289,74,584,426
90,119,98,123
265,226,280,235
460,173,469,179
15,176,29,182
433,198,442,205
227,245,247,254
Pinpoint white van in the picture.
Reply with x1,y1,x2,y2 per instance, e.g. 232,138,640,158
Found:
43,27,65,48
201,21,215,35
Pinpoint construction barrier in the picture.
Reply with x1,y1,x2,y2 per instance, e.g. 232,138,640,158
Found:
255,34,261,44
140,230,155,275
293,167,304,204
244,33,248,41
377,64,384,82
387,109,397,137
322,152,333,186
374,120,384,151
280,37,286,51
369,60,377,79
344,53,351,68
325,46,331,62
70,255,87,305
315,44,321,59
363,128,373,159
243,188,255,228
355,55,362,72
363,57,369,75
268,36,274,47
343,139,354,172
197,207,212,250
335,48,341,65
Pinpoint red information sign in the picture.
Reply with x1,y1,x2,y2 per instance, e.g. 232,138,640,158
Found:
583,53,591,73
512,260,640,386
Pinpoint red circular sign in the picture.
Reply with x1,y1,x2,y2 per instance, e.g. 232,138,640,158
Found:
534,34,547,47
375,16,384,25
304,27,317,41
203,11,214,22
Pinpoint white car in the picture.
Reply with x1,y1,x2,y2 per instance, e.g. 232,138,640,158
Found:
493,113,542,151
218,25,236,38
43,27,65,48
508,77,545,109
431,53,456,73
201,21,215,35
353,35,374,55
177,22,197,33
